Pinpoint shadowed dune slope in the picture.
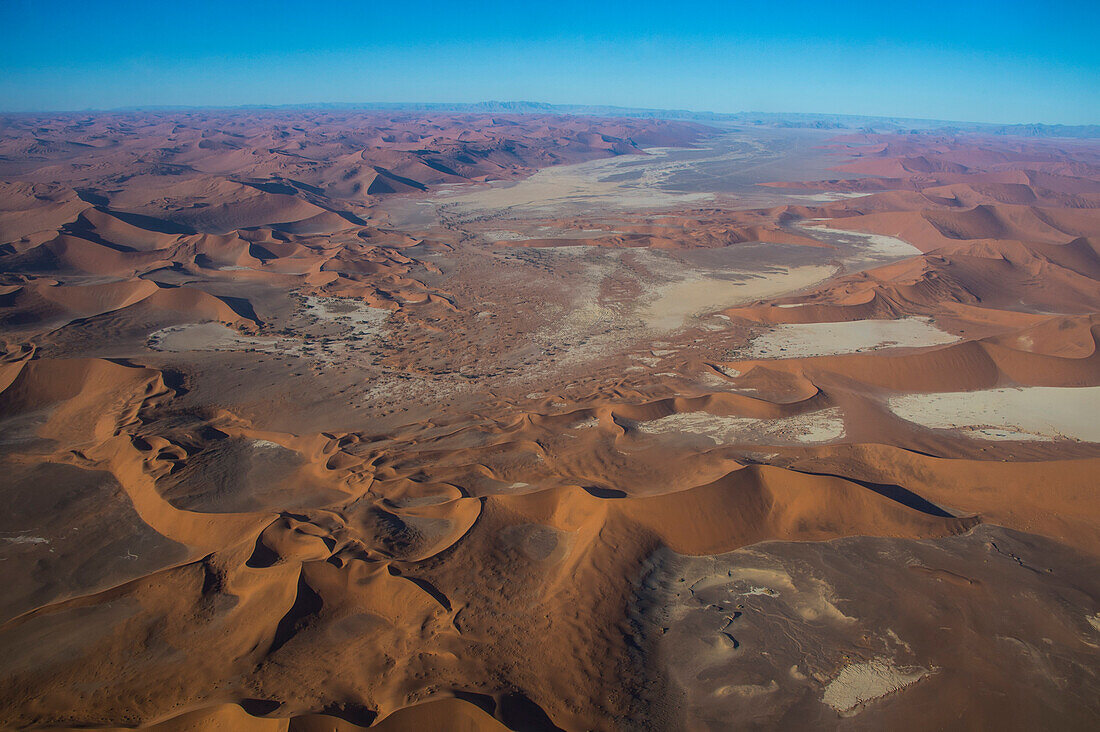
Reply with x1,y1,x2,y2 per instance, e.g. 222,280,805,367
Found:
1,117,1099,730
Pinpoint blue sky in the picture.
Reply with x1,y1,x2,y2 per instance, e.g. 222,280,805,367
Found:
1,0,1097,124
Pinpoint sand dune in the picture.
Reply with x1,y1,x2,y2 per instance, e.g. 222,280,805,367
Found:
1,115,1098,729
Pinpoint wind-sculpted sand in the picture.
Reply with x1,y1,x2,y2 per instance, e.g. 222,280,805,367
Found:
1,112,1099,730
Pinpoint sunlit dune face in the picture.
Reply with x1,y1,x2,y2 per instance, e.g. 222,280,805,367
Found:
1,112,1099,731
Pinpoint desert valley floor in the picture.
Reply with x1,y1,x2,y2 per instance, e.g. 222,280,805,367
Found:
1,111,1099,730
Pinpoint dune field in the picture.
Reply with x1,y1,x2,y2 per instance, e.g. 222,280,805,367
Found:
1,111,1099,730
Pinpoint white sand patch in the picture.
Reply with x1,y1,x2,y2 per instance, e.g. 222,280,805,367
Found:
635,408,845,445
891,386,1100,441
484,227,620,243
716,565,853,623
301,295,390,337
888,386,1100,442
741,586,780,597
148,322,285,353
481,230,529,241
149,297,391,365
736,318,959,360
714,681,779,698
822,660,929,713
251,439,285,450
435,146,714,217
641,265,837,331
794,192,873,202
524,244,603,257
798,222,922,260
1,534,49,545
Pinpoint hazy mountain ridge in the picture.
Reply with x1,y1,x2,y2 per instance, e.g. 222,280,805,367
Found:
93,100,1100,138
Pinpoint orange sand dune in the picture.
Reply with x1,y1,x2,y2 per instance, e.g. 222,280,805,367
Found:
1,115,1099,730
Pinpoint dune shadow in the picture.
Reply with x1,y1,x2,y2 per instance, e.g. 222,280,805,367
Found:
216,295,262,324
317,702,377,727
105,208,197,235
386,566,452,611
239,698,282,716
268,573,323,655
499,693,565,732
582,485,627,499
795,469,956,518
451,690,497,716
74,188,109,206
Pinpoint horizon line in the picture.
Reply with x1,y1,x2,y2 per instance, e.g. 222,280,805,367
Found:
1,100,1098,132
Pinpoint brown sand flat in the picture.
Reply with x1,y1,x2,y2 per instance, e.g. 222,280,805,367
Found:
1,112,1099,730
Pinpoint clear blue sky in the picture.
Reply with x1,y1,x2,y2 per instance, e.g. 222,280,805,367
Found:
1,0,1097,124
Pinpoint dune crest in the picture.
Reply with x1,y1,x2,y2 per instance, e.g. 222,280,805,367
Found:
2,114,1099,729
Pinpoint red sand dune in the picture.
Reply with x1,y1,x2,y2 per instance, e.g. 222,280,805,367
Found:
1,113,1098,730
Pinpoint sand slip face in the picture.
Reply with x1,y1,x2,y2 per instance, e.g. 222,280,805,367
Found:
735,318,960,359
3,115,1100,730
887,386,1100,441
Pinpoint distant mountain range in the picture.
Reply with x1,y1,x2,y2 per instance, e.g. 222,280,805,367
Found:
103,100,1100,139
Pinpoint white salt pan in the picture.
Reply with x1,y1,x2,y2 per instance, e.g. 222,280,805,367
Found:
888,386,1100,442
738,318,958,360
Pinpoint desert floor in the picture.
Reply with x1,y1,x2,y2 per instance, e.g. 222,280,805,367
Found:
1,112,1098,730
